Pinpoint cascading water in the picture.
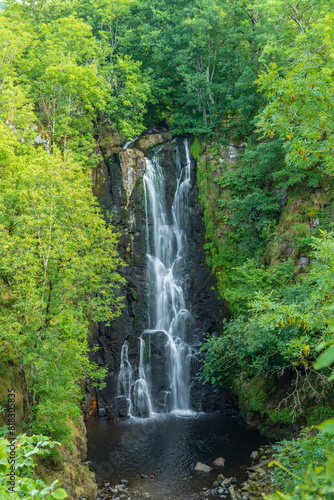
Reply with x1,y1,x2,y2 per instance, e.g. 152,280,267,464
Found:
118,139,195,417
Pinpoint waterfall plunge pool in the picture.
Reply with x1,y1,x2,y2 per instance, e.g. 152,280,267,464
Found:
86,412,267,499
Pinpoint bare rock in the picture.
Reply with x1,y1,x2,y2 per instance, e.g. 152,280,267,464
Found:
194,462,213,472
223,477,233,487
228,485,239,500
119,148,146,203
212,457,225,467
137,133,173,152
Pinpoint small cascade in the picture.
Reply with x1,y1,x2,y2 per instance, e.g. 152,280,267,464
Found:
117,342,133,401
118,139,195,417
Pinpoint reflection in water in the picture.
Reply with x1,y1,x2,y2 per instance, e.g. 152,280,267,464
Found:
87,413,267,498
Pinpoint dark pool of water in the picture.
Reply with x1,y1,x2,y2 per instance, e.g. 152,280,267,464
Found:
86,411,267,499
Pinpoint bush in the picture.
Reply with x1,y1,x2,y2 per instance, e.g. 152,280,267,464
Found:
0,433,67,499
270,430,334,493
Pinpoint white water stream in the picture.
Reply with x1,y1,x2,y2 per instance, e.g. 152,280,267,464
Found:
118,139,195,417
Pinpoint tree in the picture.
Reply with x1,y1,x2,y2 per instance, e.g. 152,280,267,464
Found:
21,16,106,162
256,5,334,186
0,129,125,438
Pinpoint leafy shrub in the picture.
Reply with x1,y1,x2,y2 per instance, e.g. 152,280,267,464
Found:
0,433,67,499
270,431,334,493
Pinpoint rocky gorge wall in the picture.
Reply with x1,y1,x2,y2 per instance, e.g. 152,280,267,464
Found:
89,129,223,420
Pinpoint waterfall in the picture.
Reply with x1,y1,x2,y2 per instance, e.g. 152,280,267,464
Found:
118,139,195,417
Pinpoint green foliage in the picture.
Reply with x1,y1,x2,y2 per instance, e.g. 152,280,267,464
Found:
108,55,152,138
0,433,67,499
199,317,311,387
0,144,125,439
257,9,334,187
200,230,334,425
0,67,125,440
265,454,334,500
190,137,201,160
269,431,334,494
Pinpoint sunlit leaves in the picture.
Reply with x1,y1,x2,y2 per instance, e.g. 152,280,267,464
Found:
0,434,68,499
0,138,124,439
256,10,334,187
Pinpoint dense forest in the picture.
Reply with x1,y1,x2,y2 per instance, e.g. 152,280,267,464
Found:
0,0,334,499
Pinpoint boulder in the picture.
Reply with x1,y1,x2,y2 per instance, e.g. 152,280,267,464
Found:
223,478,233,487
115,396,129,419
194,462,212,472
212,457,225,467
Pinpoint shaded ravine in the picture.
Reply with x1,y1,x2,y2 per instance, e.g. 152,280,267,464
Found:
87,135,267,500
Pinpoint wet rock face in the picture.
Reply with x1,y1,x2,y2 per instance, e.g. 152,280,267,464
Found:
91,132,222,417
119,148,146,202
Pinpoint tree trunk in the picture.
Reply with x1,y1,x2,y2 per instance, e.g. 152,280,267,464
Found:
19,364,31,424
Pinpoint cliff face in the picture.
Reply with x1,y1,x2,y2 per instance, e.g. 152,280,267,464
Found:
90,130,223,419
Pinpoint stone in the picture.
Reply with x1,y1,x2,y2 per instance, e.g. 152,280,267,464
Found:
228,486,238,500
218,488,224,494
250,451,259,461
248,459,270,470
212,457,225,467
217,474,225,483
310,218,320,229
194,462,213,472
223,478,233,487
254,467,266,478
142,493,151,499
298,256,310,268
227,144,239,162
98,407,107,417
137,133,173,152
115,396,129,419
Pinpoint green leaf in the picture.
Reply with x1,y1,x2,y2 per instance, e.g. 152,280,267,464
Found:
51,488,68,499
314,345,334,370
318,418,334,435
